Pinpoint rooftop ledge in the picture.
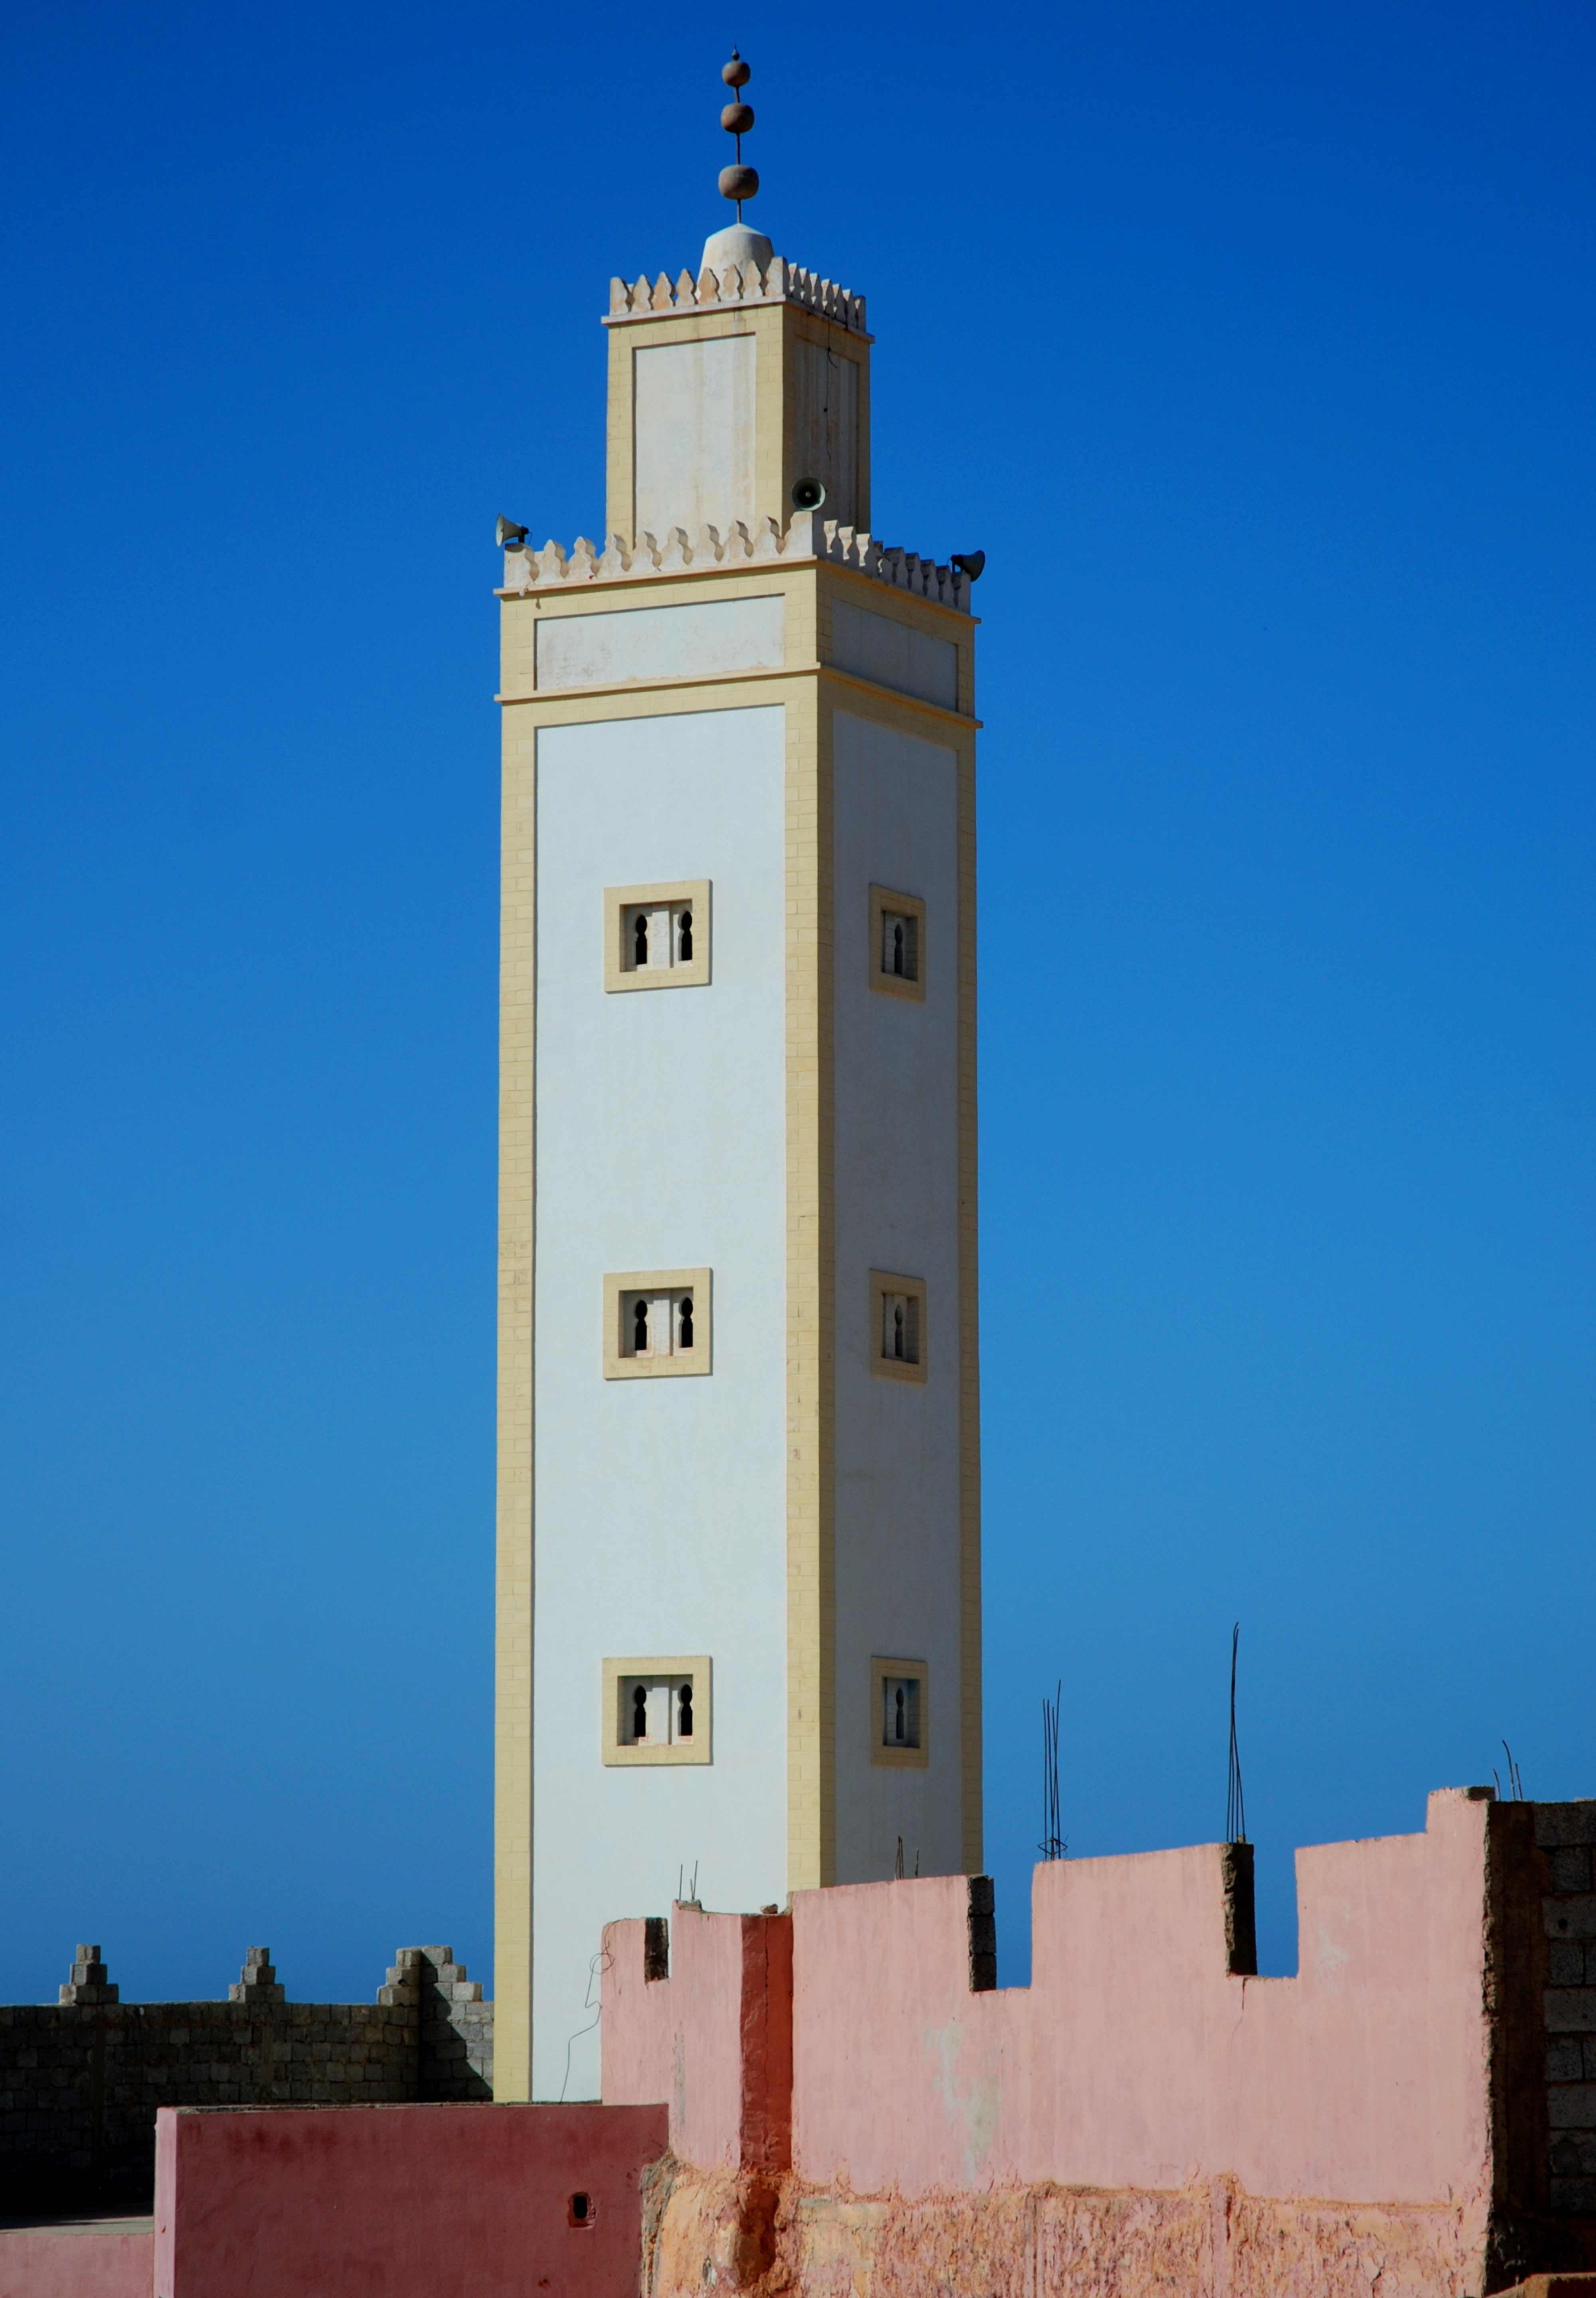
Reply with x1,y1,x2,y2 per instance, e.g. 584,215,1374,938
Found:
605,256,869,338
499,512,974,615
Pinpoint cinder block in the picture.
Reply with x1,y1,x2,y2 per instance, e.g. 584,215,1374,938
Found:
1547,1898,1596,1942
1549,1849,1594,1892
1546,1990,1596,2033
1537,1804,1596,1850
1551,2131,1596,2176
1549,2085,1596,2130
1551,1944,1586,1987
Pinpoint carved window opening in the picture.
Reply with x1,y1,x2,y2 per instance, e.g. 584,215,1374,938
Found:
606,882,711,992
605,1270,712,1380
609,1664,709,1763
881,1290,920,1366
868,885,926,1003
869,1271,927,1385
882,1676,921,1750
871,1658,928,1767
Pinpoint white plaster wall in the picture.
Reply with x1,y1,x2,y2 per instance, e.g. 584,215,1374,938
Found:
831,600,958,711
830,710,965,1887
533,703,788,2099
793,342,859,528
535,596,784,693
633,335,757,539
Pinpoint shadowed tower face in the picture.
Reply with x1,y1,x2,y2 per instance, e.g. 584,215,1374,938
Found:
492,55,984,2101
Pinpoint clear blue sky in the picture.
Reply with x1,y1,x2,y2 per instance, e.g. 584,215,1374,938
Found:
2,0,1592,2002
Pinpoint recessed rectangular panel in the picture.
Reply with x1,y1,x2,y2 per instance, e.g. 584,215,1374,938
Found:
794,342,859,528
633,334,758,538
536,596,785,692
831,600,957,711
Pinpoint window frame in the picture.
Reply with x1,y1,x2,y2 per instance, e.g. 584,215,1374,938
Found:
868,1268,928,1386
602,1655,713,1767
867,883,926,1004
603,1268,712,1380
604,879,711,993
869,1654,930,1770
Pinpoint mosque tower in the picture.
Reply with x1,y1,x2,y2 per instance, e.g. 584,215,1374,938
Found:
492,55,984,2101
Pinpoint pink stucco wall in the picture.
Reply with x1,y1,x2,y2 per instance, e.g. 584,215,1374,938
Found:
603,1903,791,2174
792,1789,1493,2206
152,2099,667,2298
607,1790,1494,2217
0,2223,152,2298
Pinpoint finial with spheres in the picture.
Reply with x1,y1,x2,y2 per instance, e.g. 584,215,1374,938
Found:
718,49,758,219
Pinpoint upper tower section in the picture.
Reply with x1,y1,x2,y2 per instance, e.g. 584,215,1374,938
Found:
602,50,872,544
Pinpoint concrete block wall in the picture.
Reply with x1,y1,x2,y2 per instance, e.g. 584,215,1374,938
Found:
1537,1803,1596,2215
0,1944,492,2214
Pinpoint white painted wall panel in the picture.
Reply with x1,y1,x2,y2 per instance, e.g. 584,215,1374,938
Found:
633,335,757,539
533,705,788,2099
831,600,958,710
535,596,785,693
830,711,964,1888
793,341,859,528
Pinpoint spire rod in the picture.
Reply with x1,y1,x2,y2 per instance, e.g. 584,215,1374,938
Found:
718,48,758,222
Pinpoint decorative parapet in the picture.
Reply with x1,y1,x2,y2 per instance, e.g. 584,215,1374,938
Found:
606,257,866,335
501,511,974,615
58,1944,118,2007
227,1946,286,2006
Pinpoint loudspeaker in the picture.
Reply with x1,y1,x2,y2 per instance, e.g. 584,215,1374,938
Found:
790,476,826,511
496,514,529,549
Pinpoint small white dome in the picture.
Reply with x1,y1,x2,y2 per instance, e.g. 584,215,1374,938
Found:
700,222,774,278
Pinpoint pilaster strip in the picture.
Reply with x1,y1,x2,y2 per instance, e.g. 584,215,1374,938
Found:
785,651,836,1891
956,724,984,1874
492,722,537,2097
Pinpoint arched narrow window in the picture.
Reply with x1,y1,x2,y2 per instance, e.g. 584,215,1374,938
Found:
892,919,905,977
678,1296,694,1350
893,1302,905,1360
677,1682,693,1739
894,1684,907,1743
633,1298,649,1355
632,1684,648,1741
633,911,649,968
677,908,693,963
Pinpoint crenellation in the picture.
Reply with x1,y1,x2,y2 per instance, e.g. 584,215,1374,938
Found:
605,251,867,334
501,509,974,617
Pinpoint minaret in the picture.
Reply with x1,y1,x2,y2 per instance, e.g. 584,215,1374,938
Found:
493,56,984,2102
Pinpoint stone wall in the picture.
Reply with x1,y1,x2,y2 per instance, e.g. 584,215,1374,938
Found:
0,1944,492,2214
